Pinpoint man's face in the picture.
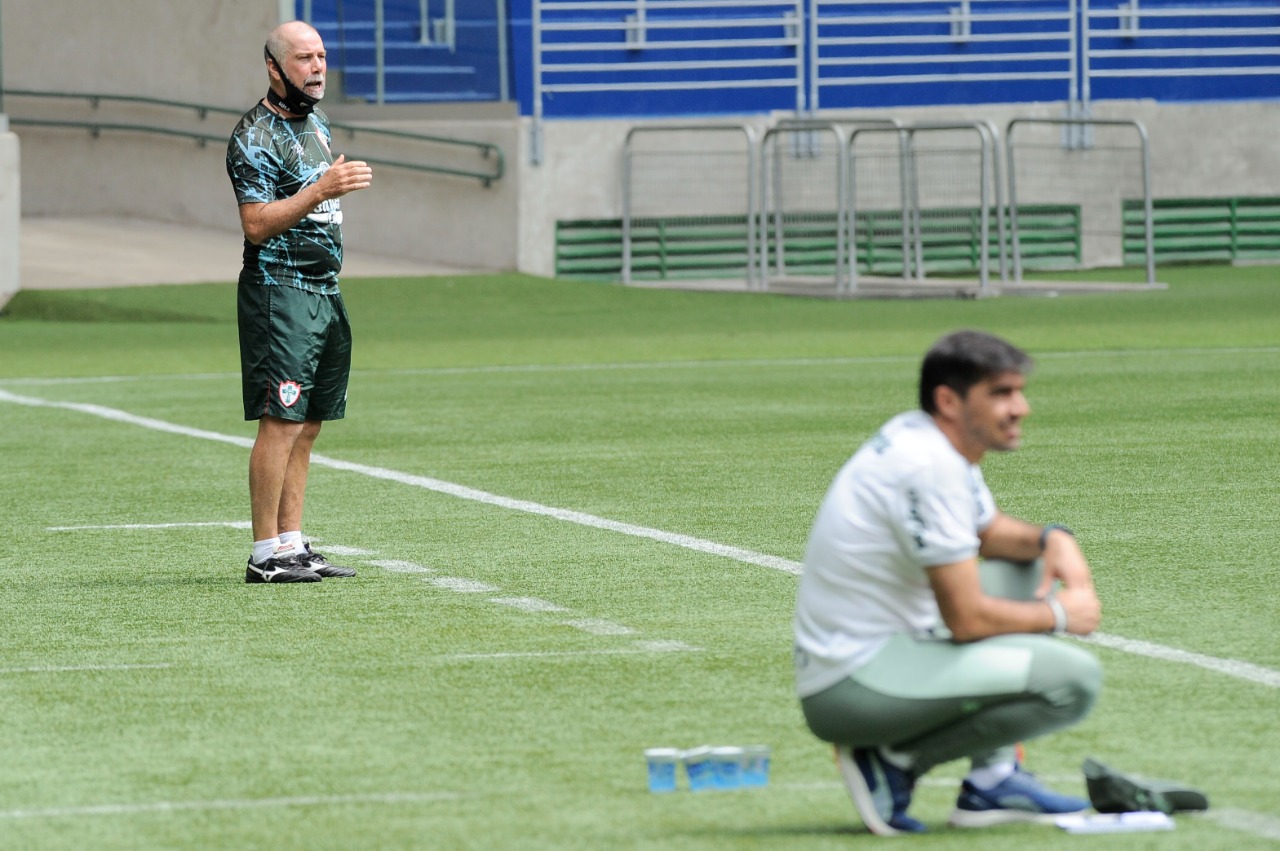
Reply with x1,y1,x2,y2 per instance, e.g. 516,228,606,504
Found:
955,370,1031,456
276,27,327,101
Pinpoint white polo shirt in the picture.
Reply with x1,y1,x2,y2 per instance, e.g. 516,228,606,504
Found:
794,410,997,697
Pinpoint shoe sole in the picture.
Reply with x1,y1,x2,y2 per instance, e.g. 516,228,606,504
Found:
309,566,356,578
834,747,901,837
244,569,322,584
947,808,1078,828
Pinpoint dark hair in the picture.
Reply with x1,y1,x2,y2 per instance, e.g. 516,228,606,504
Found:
918,330,1033,414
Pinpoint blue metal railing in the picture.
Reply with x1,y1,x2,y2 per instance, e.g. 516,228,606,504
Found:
301,0,1279,116
300,0,509,104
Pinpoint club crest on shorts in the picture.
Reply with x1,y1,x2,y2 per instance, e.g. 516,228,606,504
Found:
278,380,301,408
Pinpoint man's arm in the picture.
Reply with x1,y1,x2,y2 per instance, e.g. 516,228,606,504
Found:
978,511,1093,591
928,556,1101,642
238,154,373,244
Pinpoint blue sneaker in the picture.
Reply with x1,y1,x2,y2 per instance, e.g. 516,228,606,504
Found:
835,746,927,836
948,766,1089,828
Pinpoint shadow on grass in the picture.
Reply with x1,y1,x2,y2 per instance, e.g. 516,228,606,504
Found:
2,290,230,323
678,822,871,841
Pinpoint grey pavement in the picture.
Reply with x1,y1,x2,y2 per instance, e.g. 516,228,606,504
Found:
18,216,471,290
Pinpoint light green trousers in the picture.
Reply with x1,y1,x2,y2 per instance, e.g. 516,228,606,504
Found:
800,559,1102,774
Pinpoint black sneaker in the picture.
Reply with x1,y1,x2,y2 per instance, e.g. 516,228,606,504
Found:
1083,757,1209,814
302,543,356,578
245,554,322,584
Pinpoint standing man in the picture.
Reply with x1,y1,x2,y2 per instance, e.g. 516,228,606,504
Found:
793,330,1103,835
226,20,372,583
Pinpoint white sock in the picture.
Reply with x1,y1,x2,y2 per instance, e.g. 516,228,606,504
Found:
251,537,280,565
966,761,1016,791
279,530,303,550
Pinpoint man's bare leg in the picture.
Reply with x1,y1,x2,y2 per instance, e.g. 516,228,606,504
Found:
277,419,321,535
249,415,306,542
245,416,320,582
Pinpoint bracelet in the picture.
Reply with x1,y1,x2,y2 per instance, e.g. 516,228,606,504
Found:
1039,524,1074,552
1046,596,1068,635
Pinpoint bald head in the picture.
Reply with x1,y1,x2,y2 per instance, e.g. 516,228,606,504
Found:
266,21,322,65
263,21,327,111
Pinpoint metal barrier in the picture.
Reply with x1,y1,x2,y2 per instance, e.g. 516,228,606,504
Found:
3,89,504,186
622,124,760,286
759,120,851,290
562,113,1158,290
847,120,1003,294
1006,117,1154,284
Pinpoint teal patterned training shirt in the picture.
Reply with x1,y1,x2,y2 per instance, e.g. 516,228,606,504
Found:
226,103,344,294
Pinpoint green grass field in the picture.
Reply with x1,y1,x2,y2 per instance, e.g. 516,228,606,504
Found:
1,267,1277,849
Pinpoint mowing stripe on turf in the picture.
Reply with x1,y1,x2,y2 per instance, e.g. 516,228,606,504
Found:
443,642,697,660
0,663,172,675
6,388,1279,691
562,618,637,636
47,521,251,531
3,345,1279,387
0,792,459,820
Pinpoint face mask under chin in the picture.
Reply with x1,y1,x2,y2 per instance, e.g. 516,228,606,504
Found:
265,49,321,116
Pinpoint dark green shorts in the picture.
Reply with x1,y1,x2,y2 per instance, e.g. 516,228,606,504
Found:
238,281,352,422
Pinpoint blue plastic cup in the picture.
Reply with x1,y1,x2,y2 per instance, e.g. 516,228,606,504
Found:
683,747,717,792
644,748,681,793
711,747,745,790
742,745,772,787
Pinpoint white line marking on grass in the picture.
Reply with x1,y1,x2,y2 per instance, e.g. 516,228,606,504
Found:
0,388,797,575
0,792,459,820
0,389,254,448
633,639,698,652
1077,633,1280,689
1200,809,1280,842
428,576,499,593
7,390,1280,691
310,452,805,575
47,521,250,531
0,663,172,675
561,618,636,636
747,782,1280,844
366,559,434,574
365,559,652,642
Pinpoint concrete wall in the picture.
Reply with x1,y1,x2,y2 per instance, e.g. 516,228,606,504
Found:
0,129,18,306
5,0,1280,278
3,0,521,275
12,109,522,272
1,0,269,106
